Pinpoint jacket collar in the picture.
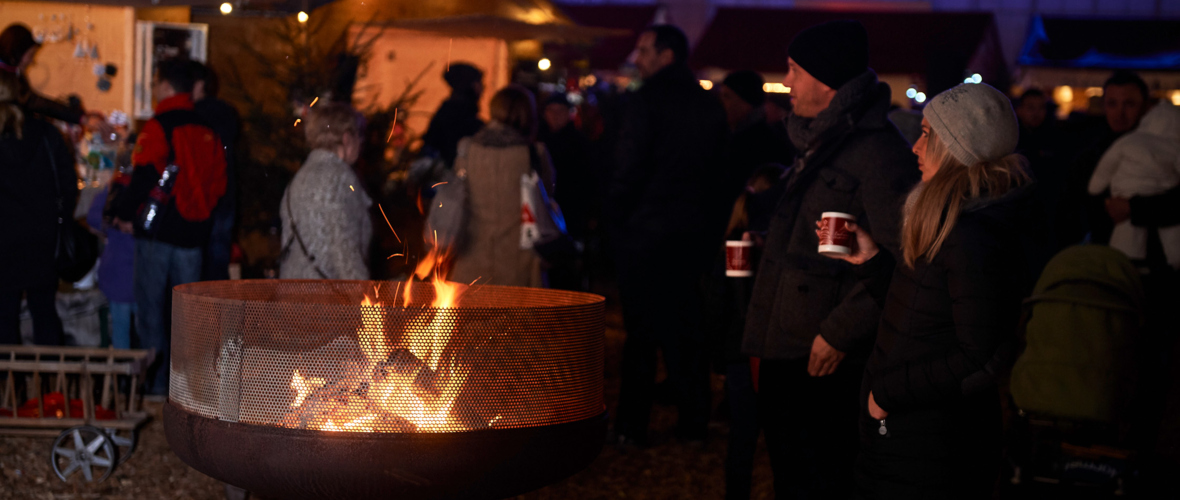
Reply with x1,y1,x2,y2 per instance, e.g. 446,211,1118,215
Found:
154,93,194,114
788,70,892,152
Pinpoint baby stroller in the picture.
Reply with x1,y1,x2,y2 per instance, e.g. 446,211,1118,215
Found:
1007,245,1145,496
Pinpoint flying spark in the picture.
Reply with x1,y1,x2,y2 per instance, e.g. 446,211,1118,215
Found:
349,185,354,191
386,109,399,143
309,97,319,107
386,253,404,260
293,118,301,126
378,204,401,243
469,276,481,286
431,182,448,188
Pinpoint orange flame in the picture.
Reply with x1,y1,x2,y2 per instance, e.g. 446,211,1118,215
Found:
283,241,469,433
289,370,325,408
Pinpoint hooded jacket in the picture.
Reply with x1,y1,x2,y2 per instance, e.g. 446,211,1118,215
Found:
742,70,918,360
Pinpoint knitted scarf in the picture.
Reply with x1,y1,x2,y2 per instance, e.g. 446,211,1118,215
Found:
787,70,880,152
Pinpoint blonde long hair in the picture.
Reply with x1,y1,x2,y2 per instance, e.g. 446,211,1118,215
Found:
901,128,1029,267
0,71,23,139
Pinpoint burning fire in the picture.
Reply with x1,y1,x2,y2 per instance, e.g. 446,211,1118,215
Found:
280,247,471,433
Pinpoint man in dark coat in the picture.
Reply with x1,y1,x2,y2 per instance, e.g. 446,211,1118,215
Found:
1057,71,1152,250
191,61,241,281
539,92,591,243
609,24,729,445
741,21,918,498
421,63,484,167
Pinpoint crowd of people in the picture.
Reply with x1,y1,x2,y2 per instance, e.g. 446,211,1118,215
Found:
1,25,237,396
2,14,1179,498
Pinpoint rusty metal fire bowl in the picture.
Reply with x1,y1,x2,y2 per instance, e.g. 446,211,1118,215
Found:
164,280,606,500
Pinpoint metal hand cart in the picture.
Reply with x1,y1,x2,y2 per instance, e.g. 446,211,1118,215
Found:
0,345,153,483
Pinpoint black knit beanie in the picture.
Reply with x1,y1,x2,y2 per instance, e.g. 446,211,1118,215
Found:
0,24,40,68
787,20,868,90
723,70,766,107
443,63,483,90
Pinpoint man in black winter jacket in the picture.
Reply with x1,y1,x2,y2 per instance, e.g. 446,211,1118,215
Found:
421,63,484,168
609,25,730,445
191,61,241,281
741,21,918,498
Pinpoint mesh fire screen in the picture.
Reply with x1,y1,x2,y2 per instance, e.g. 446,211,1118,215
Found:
170,280,604,434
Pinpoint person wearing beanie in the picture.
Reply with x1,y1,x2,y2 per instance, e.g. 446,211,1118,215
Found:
712,69,794,499
422,62,485,167
609,24,729,448
0,23,94,125
819,82,1041,497
741,19,918,499
718,69,794,208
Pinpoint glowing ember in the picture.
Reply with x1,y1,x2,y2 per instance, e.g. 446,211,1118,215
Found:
281,246,470,433
290,370,325,408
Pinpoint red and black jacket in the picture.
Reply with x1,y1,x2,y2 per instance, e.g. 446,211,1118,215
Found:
113,94,226,248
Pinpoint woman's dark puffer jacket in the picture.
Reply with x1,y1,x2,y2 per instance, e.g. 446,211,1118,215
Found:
854,181,1040,499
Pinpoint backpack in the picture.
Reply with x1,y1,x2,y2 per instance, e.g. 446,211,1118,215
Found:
136,110,223,234
1010,245,1145,423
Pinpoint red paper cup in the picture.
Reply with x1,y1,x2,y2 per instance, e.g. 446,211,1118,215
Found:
726,240,754,277
818,212,856,257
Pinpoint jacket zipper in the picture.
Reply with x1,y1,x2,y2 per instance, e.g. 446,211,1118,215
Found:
878,418,888,436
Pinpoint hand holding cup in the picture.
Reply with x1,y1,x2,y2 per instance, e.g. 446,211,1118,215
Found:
815,213,879,265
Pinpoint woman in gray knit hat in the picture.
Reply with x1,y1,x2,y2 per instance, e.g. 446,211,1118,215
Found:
818,83,1039,498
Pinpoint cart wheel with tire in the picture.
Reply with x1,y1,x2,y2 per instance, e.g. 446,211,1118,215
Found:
0,345,153,483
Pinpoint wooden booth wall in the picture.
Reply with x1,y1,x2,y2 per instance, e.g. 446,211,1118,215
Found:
351,26,510,141
0,1,135,117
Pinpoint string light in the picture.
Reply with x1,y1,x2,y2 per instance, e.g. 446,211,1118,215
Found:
915,92,927,104
538,58,551,71
763,83,790,94
297,11,309,23
699,80,713,90
219,2,233,14
906,88,917,99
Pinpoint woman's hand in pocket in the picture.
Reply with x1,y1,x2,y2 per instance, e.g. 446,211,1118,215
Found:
868,391,888,420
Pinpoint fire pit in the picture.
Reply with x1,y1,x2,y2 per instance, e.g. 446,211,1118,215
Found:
163,279,605,500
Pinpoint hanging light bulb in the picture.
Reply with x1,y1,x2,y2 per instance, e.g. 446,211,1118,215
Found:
915,92,927,104
906,88,917,99
538,58,552,71
297,11,309,23
220,2,233,14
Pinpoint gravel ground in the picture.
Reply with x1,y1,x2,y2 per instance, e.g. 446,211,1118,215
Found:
0,296,774,500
